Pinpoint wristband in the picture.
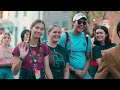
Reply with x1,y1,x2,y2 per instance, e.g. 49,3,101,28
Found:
19,57,25,61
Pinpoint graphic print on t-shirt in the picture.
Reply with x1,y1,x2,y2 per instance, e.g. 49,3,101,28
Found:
51,51,65,68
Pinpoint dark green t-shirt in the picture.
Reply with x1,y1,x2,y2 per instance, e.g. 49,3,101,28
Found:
48,44,69,79
92,43,116,60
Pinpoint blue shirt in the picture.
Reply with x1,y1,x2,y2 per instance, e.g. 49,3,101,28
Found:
58,30,92,70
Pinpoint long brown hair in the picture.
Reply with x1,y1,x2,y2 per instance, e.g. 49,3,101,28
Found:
94,25,112,46
29,19,45,49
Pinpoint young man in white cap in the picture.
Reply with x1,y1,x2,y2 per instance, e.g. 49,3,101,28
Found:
58,13,92,79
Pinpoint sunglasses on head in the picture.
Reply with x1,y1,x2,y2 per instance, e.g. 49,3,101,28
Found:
77,20,87,25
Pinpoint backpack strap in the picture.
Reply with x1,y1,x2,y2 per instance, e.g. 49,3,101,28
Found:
65,32,70,49
65,32,73,59
84,33,88,45
84,33,89,54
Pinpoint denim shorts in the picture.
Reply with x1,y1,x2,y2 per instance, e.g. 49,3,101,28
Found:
0,67,14,79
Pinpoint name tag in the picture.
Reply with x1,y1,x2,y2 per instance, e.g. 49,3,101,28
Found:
35,69,41,79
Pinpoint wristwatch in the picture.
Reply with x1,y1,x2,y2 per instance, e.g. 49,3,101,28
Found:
19,57,25,61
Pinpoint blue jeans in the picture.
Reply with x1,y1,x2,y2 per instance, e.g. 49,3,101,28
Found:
88,65,98,79
0,67,14,79
70,71,92,79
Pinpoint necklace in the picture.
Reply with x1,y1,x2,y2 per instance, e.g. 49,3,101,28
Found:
29,44,39,70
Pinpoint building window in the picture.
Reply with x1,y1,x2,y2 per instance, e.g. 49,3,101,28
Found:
23,11,27,17
62,21,68,27
15,11,18,17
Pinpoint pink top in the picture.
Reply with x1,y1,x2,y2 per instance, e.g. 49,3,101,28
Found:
0,46,13,64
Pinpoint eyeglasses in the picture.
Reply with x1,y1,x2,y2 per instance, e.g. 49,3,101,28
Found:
77,20,87,25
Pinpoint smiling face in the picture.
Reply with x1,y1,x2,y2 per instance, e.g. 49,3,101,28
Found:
2,33,11,46
48,26,61,43
30,23,45,39
73,18,87,33
95,29,107,42
24,31,30,42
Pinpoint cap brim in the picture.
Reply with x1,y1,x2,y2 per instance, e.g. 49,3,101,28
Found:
78,17,87,20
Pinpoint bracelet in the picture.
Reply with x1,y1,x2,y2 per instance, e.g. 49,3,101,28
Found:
19,57,25,61
73,68,76,72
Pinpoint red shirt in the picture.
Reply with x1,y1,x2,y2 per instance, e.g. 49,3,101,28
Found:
12,42,51,72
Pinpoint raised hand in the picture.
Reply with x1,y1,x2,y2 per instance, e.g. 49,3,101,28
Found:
19,42,29,59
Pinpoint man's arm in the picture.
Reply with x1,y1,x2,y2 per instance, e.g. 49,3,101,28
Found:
83,35,92,73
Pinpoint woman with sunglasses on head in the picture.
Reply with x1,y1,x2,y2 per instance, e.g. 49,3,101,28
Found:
12,19,53,79
45,24,69,79
0,33,14,79
58,13,92,79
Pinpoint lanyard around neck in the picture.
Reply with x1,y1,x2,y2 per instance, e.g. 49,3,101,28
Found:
29,44,39,69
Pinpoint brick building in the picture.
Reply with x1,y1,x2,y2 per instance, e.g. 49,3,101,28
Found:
105,11,120,44
89,11,120,44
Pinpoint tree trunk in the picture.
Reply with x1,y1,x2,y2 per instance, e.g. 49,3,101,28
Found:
102,11,106,20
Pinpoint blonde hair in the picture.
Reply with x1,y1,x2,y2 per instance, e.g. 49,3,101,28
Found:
48,24,61,34
0,32,11,45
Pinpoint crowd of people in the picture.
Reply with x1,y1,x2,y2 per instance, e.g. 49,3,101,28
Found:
0,13,120,79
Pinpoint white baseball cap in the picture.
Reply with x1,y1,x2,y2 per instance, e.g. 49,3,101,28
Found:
73,13,87,22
